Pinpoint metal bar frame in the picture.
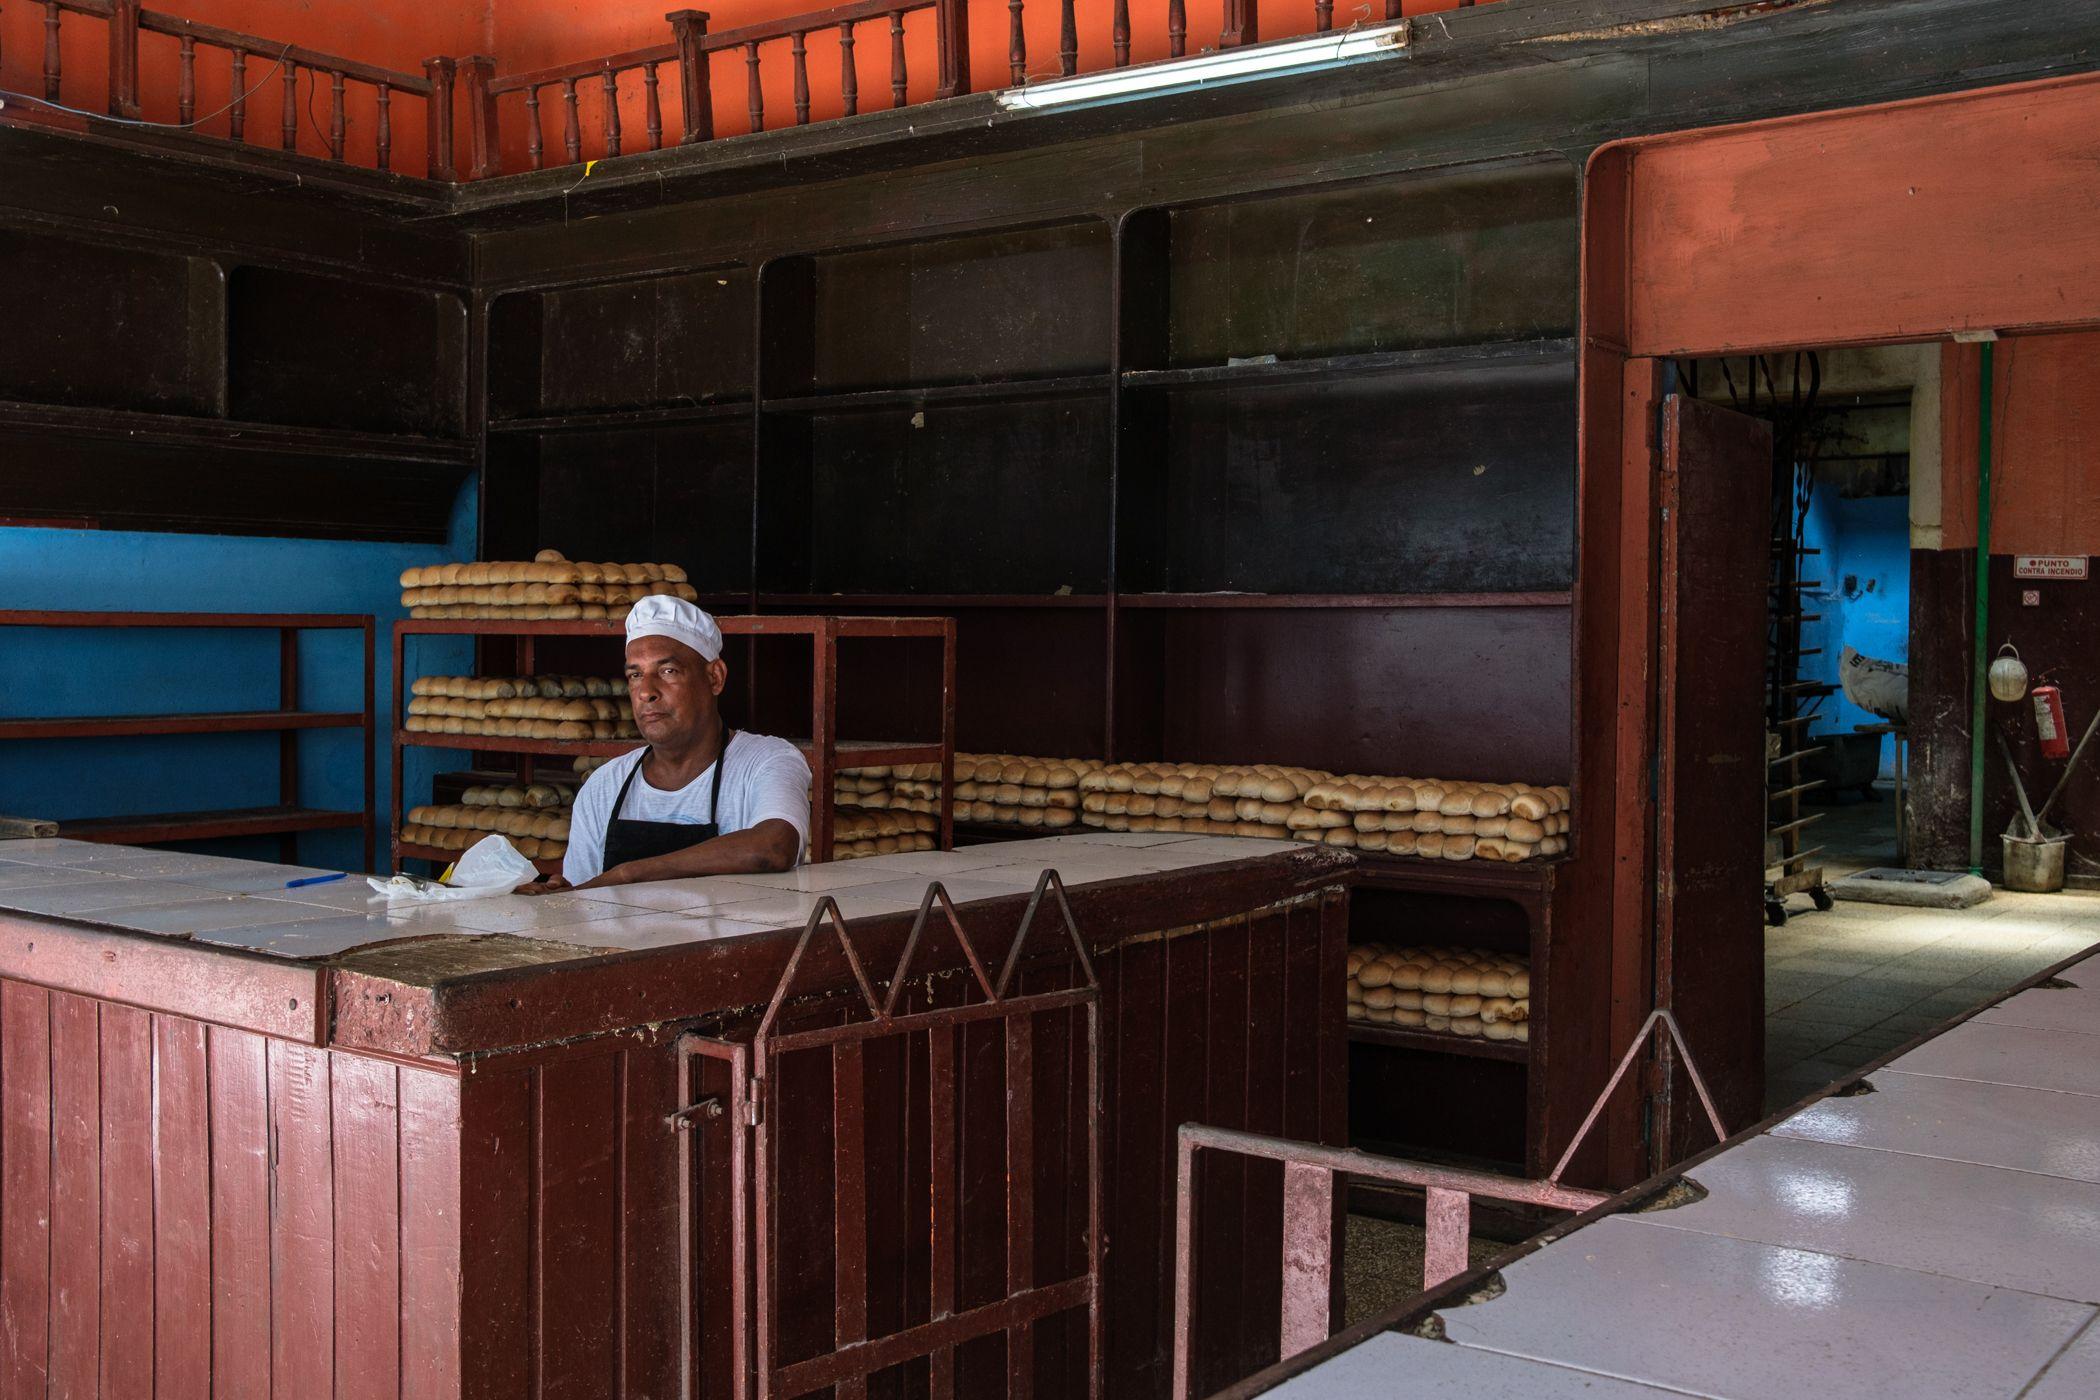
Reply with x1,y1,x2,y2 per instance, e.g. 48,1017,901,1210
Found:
1171,1008,1727,1399
747,870,1102,1400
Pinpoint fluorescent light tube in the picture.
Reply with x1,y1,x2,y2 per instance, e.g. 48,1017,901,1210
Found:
997,22,1411,111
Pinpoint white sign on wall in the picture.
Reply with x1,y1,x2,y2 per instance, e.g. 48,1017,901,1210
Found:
2013,556,2089,580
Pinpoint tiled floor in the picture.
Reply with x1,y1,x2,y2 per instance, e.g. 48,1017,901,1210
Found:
1272,943,2100,1399
1762,884,2100,1112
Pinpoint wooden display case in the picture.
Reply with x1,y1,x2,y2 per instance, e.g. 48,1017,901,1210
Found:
389,614,956,870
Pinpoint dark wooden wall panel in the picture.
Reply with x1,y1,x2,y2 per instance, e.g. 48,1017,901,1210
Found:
228,266,467,437
1127,367,1576,595
1146,607,1573,782
0,229,220,415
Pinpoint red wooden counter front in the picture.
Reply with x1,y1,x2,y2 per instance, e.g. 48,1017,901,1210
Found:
0,840,1350,1399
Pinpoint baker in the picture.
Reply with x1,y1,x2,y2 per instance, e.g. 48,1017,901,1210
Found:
520,596,811,893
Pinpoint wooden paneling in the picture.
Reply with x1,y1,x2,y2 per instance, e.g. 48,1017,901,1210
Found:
153,1017,214,1398
0,982,467,1400
0,982,52,1396
1654,397,1772,1156
1139,605,1572,782
1605,74,2100,356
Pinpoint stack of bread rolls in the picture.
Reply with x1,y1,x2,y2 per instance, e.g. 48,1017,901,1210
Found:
834,756,1096,831
1347,944,1531,1042
403,673,640,743
834,755,1567,860
1079,762,1329,838
1293,777,1569,862
400,549,699,620
401,779,575,862
832,807,940,860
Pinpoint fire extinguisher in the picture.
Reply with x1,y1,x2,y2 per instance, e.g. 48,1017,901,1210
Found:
2034,684,2072,759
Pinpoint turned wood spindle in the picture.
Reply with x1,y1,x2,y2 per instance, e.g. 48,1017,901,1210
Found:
889,12,907,108
1169,0,1187,55
525,84,543,169
561,76,581,163
839,21,857,118
376,81,392,170
329,70,346,160
791,32,809,126
602,67,622,157
178,37,197,125
643,61,663,149
1008,0,1025,86
1113,0,1130,67
744,41,763,134
281,60,298,150
229,48,248,139
1060,0,1078,75
43,1,62,102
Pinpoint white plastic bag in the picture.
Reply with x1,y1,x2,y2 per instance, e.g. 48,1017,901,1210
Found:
366,834,539,904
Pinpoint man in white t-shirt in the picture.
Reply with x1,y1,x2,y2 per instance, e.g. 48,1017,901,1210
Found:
519,596,811,893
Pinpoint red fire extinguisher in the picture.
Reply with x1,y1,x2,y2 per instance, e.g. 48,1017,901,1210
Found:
2034,684,2072,759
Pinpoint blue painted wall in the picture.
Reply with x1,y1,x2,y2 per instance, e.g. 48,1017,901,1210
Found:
0,482,478,872
1800,490,1911,781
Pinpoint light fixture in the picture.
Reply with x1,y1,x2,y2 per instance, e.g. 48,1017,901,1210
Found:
997,21,1412,112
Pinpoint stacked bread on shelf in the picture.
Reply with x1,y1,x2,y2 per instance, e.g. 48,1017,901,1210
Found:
1294,776,1569,862
400,549,700,619
1347,943,1532,1042
836,752,1567,861
835,755,1097,831
403,674,641,743
833,807,941,861
401,781,575,862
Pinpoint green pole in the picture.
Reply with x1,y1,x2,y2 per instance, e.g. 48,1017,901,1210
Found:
1968,341,1996,874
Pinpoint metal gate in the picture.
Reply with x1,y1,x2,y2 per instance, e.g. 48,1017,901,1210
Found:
680,870,1103,1400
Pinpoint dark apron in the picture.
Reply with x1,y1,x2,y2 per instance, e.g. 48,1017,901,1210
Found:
601,730,734,871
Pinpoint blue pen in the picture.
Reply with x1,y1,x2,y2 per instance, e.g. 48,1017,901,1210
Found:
284,871,349,889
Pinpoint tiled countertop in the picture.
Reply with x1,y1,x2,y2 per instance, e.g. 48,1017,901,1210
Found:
1262,943,2100,1400
0,832,1307,963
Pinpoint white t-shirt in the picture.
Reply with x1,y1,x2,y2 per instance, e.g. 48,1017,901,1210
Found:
562,732,812,884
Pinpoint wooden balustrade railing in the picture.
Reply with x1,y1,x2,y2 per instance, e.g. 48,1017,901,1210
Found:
5,0,458,176
4,0,1493,181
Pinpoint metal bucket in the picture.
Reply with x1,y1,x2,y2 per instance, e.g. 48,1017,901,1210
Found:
2002,833,2068,893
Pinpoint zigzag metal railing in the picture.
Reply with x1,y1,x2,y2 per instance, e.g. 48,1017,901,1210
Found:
1170,1008,1727,1400
690,869,1104,1400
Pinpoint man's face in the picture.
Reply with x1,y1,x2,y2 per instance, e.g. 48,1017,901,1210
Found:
625,634,727,747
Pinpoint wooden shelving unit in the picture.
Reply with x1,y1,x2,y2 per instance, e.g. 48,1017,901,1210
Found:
390,614,956,868
0,610,376,867
473,153,1591,1175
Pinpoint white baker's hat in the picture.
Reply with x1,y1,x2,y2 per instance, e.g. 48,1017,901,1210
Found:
624,595,722,663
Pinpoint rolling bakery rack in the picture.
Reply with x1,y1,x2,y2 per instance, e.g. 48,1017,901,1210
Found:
390,614,956,871
0,610,376,867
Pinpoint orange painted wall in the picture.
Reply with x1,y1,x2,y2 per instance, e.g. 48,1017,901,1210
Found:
1,1,488,172
1940,336,2100,558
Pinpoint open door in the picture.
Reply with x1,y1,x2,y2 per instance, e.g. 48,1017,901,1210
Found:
1654,394,1772,1167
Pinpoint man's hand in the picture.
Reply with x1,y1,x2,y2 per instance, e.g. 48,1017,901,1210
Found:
516,875,572,896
